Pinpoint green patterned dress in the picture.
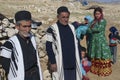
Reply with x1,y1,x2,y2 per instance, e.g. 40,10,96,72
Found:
87,19,112,76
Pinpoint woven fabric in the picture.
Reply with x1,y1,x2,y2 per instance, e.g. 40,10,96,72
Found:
90,59,112,76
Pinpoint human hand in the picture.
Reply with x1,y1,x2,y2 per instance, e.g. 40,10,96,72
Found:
90,20,97,29
50,64,57,72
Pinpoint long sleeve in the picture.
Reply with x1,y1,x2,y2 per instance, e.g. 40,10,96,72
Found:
0,41,13,74
0,56,10,75
87,19,106,34
46,27,56,64
109,33,112,39
80,63,86,76
46,41,56,64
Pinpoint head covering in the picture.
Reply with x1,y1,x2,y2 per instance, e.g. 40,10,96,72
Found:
57,6,70,14
15,10,32,22
109,26,118,34
84,15,93,23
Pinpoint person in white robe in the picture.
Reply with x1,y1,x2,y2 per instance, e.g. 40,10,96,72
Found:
0,10,43,80
46,6,82,80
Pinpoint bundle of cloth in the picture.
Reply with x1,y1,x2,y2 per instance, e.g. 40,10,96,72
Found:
75,15,93,40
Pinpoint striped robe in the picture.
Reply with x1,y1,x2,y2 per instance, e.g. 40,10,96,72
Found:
0,35,43,80
46,23,82,80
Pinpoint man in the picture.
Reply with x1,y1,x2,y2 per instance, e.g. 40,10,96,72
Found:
0,10,43,80
46,6,82,80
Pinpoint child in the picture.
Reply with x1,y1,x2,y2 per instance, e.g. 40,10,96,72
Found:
80,47,91,80
75,15,93,40
81,47,91,73
109,26,120,64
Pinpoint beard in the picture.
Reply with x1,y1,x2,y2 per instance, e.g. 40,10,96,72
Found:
19,31,31,38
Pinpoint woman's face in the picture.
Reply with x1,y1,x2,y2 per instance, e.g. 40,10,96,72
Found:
95,11,102,19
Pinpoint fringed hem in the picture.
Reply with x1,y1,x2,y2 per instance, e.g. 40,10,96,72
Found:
90,59,112,76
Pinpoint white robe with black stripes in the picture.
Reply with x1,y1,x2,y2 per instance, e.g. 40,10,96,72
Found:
0,35,43,80
46,23,82,80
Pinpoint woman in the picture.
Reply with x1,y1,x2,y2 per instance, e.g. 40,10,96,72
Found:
87,7,112,76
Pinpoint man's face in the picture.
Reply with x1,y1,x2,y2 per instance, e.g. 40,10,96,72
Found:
57,12,70,26
16,20,32,37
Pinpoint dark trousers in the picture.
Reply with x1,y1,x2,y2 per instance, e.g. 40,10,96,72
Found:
110,46,117,64
64,69,76,80
25,66,40,80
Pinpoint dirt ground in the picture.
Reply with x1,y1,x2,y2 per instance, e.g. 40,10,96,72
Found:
88,55,120,80
81,37,120,80
0,0,120,80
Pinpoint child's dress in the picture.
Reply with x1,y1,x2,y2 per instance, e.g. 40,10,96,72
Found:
80,58,91,80
82,57,91,73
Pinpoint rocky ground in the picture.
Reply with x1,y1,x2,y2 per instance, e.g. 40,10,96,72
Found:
0,0,120,80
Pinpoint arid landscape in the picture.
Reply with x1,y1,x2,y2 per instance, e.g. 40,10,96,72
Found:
0,0,120,80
